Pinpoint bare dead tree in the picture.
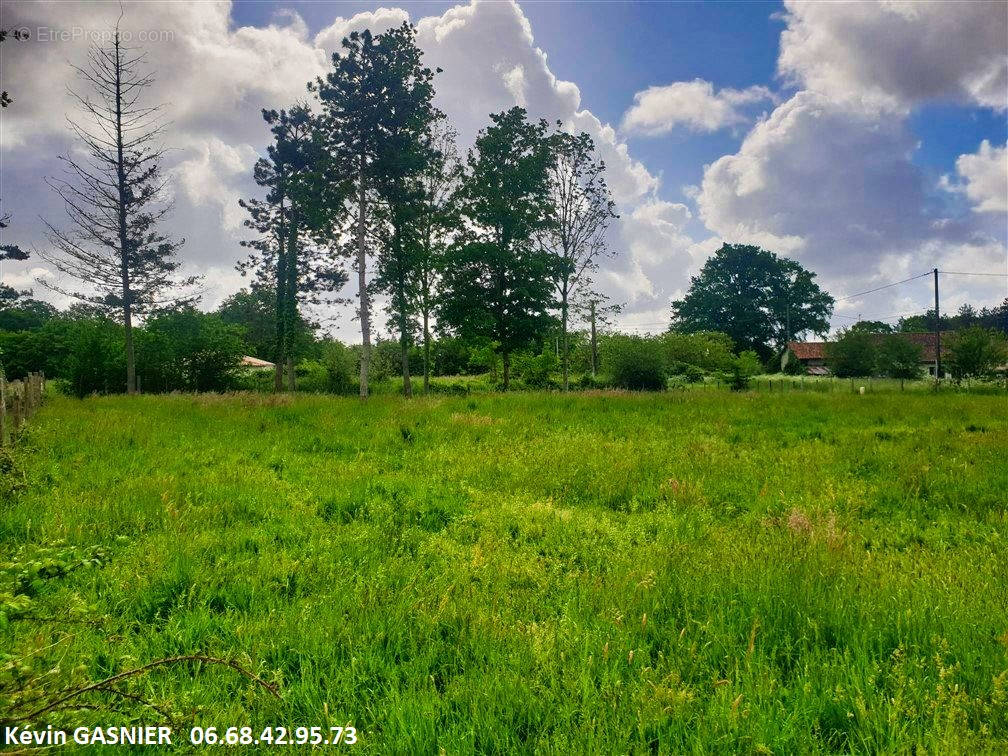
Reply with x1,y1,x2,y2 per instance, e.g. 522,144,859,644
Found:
38,19,198,394
410,118,461,394
540,127,618,391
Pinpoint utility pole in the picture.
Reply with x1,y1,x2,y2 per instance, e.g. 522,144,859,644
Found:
933,268,941,380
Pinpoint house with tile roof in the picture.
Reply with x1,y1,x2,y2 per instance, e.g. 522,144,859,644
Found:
783,332,952,377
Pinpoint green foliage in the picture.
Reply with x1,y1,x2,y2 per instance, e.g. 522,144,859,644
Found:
658,330,735,373
61,317,129,397
320,340,358,395
603,334,666,390
876,335,923,382
216,288,316,362
513,347,557,389
138,309,245,393
826,328,877,378
780,348,806,375
724,349,763,391
947,326,1008,381
0,298,58,332
849,319,893,334
2,392,1006,750
671,243,833,359
438,108,556,387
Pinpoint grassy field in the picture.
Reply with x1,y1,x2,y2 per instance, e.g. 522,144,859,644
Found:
2,390,1007,752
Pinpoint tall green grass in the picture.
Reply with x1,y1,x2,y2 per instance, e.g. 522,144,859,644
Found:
2,391,1006,751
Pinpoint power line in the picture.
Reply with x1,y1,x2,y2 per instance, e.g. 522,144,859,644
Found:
938,271,1008,277
833,271,931,302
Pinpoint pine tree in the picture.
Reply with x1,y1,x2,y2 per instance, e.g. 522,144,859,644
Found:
312,23,437,399
38,24,198,394
238,105,347,390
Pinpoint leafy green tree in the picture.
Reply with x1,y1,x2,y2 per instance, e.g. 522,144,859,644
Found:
216,288,317,363
826,328,876,377
671,243,833,359
313,23,437,399
140,309,244,392
539,128,618,390
947,326,1007,382
438,108,555,389
725,349,762,391
850,320,893,334
38,25,199,394
405,118,461,393
658,330,735,375
0,293,58,332
876,335,922,388
320,340,358,394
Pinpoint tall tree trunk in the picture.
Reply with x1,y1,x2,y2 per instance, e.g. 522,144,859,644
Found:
273,205,288,393
561,289,569,391
394,230,412,398
400,316,412,398
284,208,300,391
357,158,370,400
590,300,598,379
502,351,510,391
113,33,136,395
422,307,430,394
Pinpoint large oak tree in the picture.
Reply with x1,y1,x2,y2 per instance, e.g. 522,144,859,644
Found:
671,243,833,359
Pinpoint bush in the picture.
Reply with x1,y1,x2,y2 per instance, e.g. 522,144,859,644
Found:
321,341,358,395
667,360,706,383
719,349,762,391
140,309,244,392
514,347,557,389
947,326,1008,382
60,317,128,397
826,329,877,377
604,335,666,391
659,330,734,373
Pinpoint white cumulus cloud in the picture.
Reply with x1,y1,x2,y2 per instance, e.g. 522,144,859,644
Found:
621,79,776,134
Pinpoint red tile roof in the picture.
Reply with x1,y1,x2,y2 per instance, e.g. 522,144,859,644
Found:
788,341,828,360
787,332,953,362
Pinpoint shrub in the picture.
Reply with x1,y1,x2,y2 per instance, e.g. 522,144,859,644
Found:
826,329,877,377
514,348,557,389
604,335,666,391
667,360,706,383
659,330,734,373
723,349,763,391
947,326,1008,382
321,341,358,395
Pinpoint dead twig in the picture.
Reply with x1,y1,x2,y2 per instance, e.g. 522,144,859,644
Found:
19,654,280,722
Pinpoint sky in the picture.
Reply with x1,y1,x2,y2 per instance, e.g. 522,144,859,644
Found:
1,0,1006,341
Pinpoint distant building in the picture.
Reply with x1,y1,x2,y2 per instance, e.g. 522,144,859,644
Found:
784,332,952,377
240,355,275,370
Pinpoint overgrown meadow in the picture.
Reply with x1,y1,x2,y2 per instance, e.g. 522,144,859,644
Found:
2,390,1007,752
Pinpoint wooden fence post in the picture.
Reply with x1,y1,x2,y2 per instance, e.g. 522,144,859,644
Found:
0,372,6,446
11,383,22,432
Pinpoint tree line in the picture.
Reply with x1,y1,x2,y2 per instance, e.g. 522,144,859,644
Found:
3,19,1006,396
